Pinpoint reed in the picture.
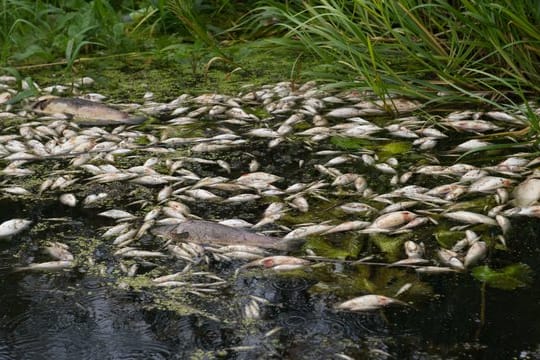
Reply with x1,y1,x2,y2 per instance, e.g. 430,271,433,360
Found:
246,0,540,106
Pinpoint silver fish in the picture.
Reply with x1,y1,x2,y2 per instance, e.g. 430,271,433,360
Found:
243,255,310,270
366,211,417,231
464,241,487,268
442,211,497,226
14,260,73,272
0,219,32,239
335,294,408,312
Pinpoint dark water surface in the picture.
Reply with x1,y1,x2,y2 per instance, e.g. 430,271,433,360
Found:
0,208,538,360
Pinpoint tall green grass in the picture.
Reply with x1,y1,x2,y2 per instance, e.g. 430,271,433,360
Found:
0,0,165,67
246,0,540,105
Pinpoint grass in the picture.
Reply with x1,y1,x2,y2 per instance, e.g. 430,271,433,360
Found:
243,1,540,107
0,0,167,67
1,0,539,135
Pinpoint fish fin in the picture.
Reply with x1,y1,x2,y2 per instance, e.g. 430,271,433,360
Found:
31,97,54,111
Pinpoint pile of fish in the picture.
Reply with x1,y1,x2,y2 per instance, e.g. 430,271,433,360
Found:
1,74,539,312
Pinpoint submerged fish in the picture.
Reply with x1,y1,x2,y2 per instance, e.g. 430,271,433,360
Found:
151,220,302,251
32,97,146,126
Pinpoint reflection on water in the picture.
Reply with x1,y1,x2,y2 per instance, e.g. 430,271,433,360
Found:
0,196,538,359
0,273,170,360
0,247,539,359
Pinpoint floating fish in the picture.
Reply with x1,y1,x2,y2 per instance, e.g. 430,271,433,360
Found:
151,220,303,251
335,294,408,312
513,177,540,207
243,255,311,271
14,260,73,272
0,218,32,239
43,242,74,261
32,97,146,126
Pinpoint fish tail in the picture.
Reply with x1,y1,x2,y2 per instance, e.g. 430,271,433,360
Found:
125,115,147,125
275,237,305,251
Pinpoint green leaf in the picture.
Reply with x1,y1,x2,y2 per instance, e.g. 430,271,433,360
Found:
471,263,534,290
378,141,412,159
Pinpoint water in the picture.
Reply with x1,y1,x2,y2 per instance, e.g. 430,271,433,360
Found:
0,203,538,359
0,82,539,359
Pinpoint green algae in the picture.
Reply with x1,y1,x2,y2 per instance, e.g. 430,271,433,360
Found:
472,263,534,290
369,232,414,262
24,43,320,103
330,136,370,150
377,141,412,160
306,235,362,260
435,229,465,249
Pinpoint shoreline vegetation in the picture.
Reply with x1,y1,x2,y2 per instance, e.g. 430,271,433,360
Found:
1,1,539,125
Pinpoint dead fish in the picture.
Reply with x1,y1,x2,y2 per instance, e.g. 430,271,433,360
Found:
283,224,333,240
235,172,282,188
0,219,32,239
335,294,408,312
442,211,497,225
449,139,492,153
513,177,540,207
31,97,146,126
218,219,253,228
243,255,310,271
253,202,285,228
98,209,136,220
365,211,418,231
43,242,74,261
119,250,167,258
415,266,459,274
394,283,413,297
443,120,502,133
437,249,465,270
14,260,73,272
404,240,424,259
102,222,132,238
326,107,364,118
59,193,77,207
151,220,303,251
464,241,487,268
339,202,376,214
468,176,513,193
323,220,370,234
290,196,309,212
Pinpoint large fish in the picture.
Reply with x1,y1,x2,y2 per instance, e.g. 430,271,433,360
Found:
31,97,146,126
151,220,303,251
